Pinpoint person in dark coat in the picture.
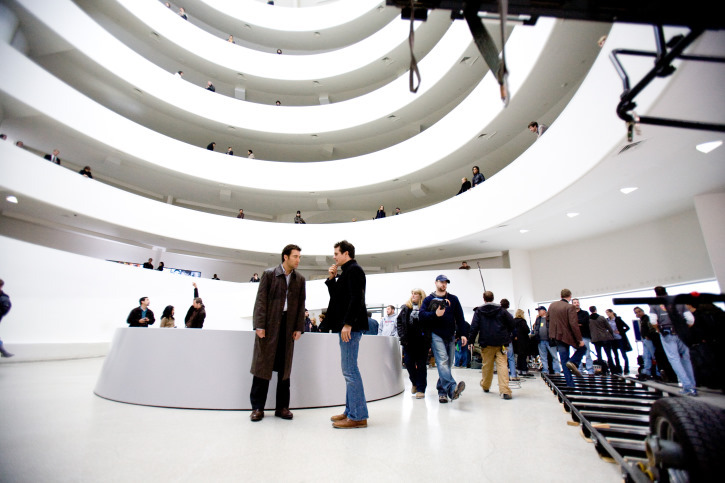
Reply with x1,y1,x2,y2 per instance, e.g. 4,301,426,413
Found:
0,279,14,357
325,240,369,428
397,288,430,399
589,306,615,374
249,244,305,422
512,309,531,376
469,291,514,399
573,299,593,374
606,309,631,374
456,177,471,195
126,296,155,327
548,289,585,387
184,283,206,329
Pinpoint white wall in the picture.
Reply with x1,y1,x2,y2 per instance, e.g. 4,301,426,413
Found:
694,192,725,289
529,210,714,301
0,235,513,353
0,215,265,283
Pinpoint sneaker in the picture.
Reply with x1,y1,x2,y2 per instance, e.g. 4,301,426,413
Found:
510,377,520,381
415,392,425,399
452,381,466,400
411,385,417,395
501,393,512,400
439,395,448,403
566,362,582,377
681,389,698,397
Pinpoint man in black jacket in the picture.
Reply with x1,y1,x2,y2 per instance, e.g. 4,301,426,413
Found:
325,240,369,429
127,297,155,327
469,291,514,399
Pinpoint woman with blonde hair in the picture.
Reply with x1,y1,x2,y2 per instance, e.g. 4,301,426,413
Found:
396,288,430,399
513,309,531,376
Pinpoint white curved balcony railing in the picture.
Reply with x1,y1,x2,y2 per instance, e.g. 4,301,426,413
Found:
0,17,559,192
0,23,679,256
171,0,397,53
114,0,437,81
197,0,385,33
15,0,475,138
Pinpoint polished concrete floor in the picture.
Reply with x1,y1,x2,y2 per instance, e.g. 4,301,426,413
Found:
0,357,623,482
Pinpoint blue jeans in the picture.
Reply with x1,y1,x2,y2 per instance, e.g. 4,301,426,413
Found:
557,342,586,387
454,342,470,367
578,338,594,373
642,339,657,376
660,333,696,391
538,340,561,373
431,333,457,398
339,332,368,420
507,343,516,377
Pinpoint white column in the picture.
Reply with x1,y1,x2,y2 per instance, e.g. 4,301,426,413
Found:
508,249,537,317
694,192,725,290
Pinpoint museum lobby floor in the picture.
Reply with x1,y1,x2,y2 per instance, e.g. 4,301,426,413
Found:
0,357,622,482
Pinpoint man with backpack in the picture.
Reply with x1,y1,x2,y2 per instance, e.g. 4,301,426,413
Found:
469,291,515,399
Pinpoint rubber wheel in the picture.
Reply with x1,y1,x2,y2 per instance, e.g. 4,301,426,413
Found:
649,397,725,482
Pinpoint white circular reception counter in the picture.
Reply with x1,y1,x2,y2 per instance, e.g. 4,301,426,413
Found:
94,328,404,410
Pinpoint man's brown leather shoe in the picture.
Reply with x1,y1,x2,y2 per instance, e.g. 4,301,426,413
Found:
250,409,264,422
332,418,367,429
330,413,347,422
274,408,293,420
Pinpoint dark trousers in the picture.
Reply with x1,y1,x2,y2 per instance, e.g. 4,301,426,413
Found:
594,341,615,371
516,351,529,372
404,340,430,393
250,376,290,410
250,314,290,410
612,339,629,372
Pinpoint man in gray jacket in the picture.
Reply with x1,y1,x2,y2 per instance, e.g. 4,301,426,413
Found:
589,306,615,373
533,306,561,374
249,244,306,421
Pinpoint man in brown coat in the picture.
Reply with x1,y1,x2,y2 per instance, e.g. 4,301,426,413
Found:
249,244,306,422
547,288,586,387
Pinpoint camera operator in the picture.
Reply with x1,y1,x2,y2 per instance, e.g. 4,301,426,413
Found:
420,275,469,404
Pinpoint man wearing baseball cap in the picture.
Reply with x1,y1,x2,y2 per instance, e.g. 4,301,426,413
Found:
420,275,469,403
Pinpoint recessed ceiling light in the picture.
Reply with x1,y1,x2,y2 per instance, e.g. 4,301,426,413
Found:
519,229,529,233
620,187,638,195
6,195,18,203
566,212,579,218
696,140,722,154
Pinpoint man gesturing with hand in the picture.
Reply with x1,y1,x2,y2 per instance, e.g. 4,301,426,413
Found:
325,240,369,429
